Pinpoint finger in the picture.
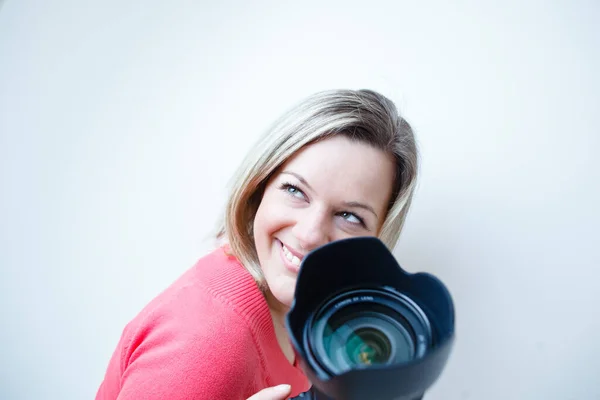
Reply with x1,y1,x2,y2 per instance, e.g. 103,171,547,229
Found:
246,384,291,400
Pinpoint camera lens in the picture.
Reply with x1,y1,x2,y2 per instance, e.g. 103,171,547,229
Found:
321,306,415,372
309,289,431,376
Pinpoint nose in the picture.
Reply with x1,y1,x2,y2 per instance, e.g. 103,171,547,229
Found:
292,208,330,252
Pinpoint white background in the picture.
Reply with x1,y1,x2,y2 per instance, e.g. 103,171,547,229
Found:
1,1,599,399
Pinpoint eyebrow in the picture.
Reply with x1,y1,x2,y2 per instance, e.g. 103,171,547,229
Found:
280,170,379,218
281,171,313,191
342,201,379,219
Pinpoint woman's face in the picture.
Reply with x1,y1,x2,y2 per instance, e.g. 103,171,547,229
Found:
253,135,396,310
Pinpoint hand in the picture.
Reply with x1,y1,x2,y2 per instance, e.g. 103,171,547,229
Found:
247,384,291,400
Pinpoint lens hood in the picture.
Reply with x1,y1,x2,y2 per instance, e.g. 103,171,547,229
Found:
286,237,455,400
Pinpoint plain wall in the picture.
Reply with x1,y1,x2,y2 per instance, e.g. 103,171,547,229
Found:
1,1,599,399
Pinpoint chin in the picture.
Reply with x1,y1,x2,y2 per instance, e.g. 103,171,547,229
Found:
258,240,298,309
266,279,296,309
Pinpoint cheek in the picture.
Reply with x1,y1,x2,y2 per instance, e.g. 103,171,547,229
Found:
254,193,292,243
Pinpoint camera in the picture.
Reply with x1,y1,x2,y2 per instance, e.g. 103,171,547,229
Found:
286,237,455,400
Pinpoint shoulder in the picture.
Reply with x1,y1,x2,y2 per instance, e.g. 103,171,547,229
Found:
129,246,259,329
122,246,263,367
106,248,267,399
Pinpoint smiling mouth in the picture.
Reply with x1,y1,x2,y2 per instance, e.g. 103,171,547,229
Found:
280,242,302,267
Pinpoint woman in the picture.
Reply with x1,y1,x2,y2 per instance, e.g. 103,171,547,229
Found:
95,89,419,400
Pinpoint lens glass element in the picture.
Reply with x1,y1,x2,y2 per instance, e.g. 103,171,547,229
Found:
344,327,391,366
319,305,415,373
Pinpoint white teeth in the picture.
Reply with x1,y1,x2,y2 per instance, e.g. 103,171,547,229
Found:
282,244,301,266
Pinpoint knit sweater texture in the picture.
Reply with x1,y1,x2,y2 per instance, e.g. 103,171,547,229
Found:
95,247,310,399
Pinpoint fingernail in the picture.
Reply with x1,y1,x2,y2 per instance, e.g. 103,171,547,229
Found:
273,384,291,395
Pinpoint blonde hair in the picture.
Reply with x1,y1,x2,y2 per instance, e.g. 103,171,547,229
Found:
215,89,419,288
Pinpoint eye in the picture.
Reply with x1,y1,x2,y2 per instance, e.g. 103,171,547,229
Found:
338,211,365,226
279,182,306,200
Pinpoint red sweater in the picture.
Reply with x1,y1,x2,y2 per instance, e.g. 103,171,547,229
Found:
95,247,310,399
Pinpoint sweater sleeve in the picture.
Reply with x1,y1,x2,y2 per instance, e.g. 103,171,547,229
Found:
96,284,263,400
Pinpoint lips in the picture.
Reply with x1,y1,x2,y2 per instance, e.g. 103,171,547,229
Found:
277,239,304,272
